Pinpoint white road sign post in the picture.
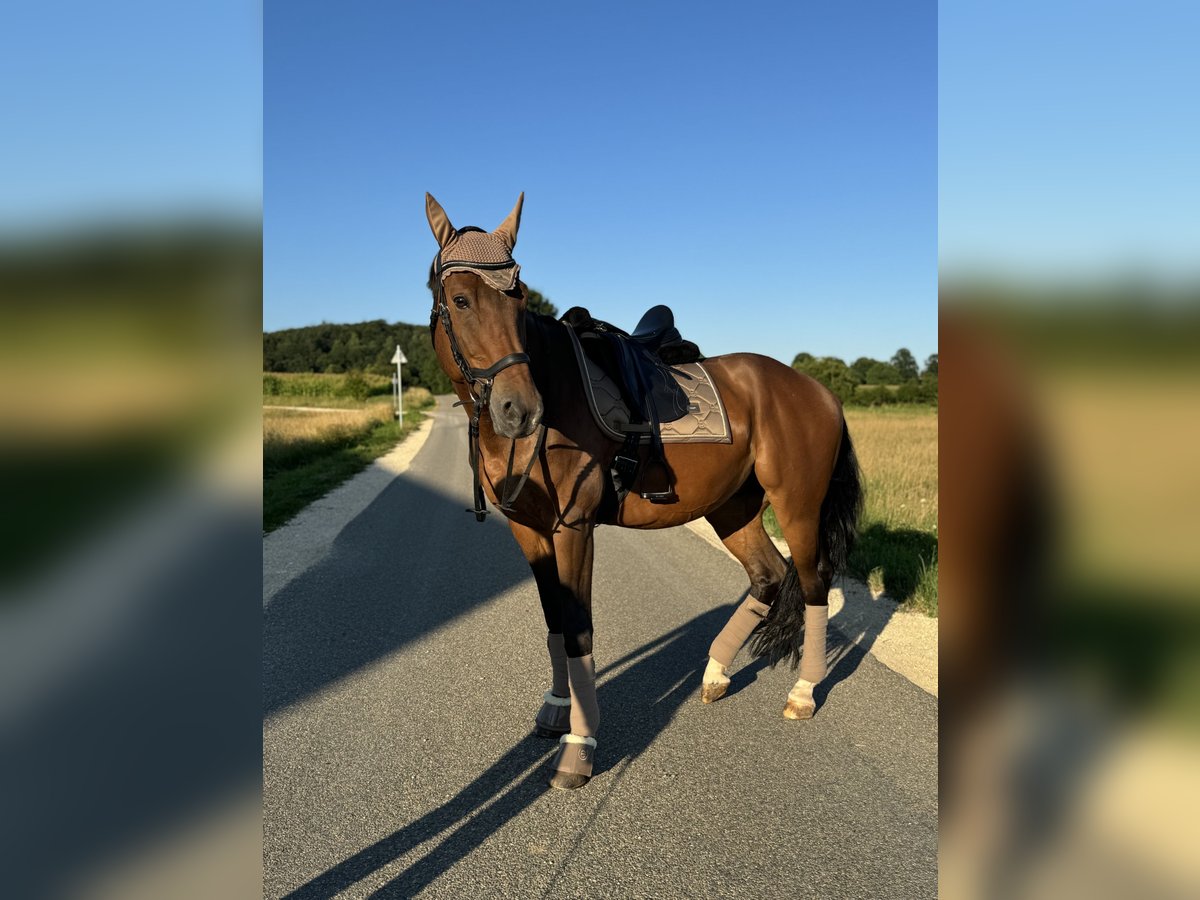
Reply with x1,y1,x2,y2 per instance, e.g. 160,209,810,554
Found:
391,344,408,420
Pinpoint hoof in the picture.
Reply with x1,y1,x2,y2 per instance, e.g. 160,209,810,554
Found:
549,771,591,790
535,724,569,739
701,681,729,704
783,699,816,720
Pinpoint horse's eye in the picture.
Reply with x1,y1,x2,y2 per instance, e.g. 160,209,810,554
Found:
453,295,469,310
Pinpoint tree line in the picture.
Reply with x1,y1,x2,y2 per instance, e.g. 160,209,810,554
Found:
263,289,935,408
262,289,558,395
791,348,937,406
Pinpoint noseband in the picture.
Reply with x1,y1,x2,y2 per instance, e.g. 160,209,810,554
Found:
430,231,545,522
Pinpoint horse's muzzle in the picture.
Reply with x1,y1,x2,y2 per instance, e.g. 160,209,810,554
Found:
491,391,543,439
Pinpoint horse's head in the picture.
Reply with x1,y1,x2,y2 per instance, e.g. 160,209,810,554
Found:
425,192,543,439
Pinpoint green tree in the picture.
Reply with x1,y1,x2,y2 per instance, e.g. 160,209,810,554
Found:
791,352,814,368
406,337,453,394
526,286,558,318
794,355,857,404
920,373,939,404
327,338,349,373
924,353,938,376
865,361,901,385
891,347,919,382
850,356,877,380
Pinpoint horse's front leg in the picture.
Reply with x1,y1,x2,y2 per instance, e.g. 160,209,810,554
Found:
508,521,572,738
547,522,598,790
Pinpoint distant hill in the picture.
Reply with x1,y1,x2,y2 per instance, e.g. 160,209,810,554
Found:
263,288,558,395
263,319,455,394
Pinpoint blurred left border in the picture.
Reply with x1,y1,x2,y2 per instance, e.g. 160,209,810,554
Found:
0,2,263,898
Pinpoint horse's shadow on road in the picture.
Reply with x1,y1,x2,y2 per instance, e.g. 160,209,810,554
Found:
280,588,877,900
264,474,532,719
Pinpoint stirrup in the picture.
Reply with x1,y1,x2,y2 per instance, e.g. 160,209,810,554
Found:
639,458,674,503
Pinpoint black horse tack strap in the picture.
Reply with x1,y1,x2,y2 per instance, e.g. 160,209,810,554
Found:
431,231,542,522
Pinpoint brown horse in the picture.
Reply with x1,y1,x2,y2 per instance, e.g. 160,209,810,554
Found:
425,193,862,790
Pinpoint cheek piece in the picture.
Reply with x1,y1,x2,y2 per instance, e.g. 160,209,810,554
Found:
429,232,544,523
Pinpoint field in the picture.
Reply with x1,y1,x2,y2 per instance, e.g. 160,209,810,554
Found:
263,374,435,532
766,405,938,615
262,371,394,407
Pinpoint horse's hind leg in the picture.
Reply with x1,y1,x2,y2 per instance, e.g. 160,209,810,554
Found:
701,484,788,704
759,495,832,720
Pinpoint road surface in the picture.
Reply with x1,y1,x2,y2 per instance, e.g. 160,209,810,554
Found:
264,397,937,899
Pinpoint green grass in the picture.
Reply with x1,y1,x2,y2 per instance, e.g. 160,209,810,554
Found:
263,394,395,410
263,371,393,400
263,401,431,533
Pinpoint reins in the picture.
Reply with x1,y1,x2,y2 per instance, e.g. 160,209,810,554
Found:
431,236,545,522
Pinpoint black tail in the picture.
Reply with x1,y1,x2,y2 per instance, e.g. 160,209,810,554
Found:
821,418,864,576
751,419,864,668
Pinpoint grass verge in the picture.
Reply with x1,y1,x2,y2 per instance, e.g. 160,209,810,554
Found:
764,405,938,615
263,391,434,532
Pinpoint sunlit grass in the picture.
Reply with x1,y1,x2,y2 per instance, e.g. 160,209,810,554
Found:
765,405,938,615
262,389,435,532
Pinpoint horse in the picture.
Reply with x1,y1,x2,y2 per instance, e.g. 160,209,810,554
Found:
424,193,863,790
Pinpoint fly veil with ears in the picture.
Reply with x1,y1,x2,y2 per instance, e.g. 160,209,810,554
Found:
425,192,546,521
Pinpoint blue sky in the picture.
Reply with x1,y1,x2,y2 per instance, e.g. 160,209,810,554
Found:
265,1,937,365
940,1,1200,279
0,1,260,229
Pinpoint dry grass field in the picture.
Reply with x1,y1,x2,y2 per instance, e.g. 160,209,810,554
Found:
844,406,938,613
844,406,938,534
767,404,938,614
263,381,434,531
264,403,394,465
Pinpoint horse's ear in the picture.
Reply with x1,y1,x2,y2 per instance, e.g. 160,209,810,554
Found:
425,193,455,247
494,192,524,250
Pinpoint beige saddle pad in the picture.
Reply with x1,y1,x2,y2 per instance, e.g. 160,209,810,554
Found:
566,327,732,444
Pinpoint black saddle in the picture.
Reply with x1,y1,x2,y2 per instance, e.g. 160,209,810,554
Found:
631,304,703,364
560,305,704,503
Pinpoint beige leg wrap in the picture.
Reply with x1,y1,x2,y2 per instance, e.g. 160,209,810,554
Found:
566,655,599,738
799,604,828,683
708,596,771,667
547,632,569,697
553,656,600,782
785,606,827,720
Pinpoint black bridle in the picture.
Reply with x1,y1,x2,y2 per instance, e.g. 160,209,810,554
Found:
430,234,546,522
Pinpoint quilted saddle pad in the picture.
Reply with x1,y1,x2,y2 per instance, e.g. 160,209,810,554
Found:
566,327,732,444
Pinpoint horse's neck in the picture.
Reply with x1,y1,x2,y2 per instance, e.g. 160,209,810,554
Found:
472,313,580,452
525,313,582,420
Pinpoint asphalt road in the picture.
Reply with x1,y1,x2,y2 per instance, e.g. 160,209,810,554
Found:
264,397,937,900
